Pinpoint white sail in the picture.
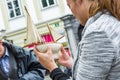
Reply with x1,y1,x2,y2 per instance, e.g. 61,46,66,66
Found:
47,24,64,42
24,6,64,48
24,6,42,47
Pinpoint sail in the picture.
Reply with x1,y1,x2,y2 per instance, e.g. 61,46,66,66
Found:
24,6,64,48
47,24,64,42
24,6,42,47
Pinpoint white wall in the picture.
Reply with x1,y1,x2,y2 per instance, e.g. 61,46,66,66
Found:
1,0,37,33
35,0,72,23
63,0,72,15
26,0,38,24
0,9,5,30
41,6,61,22
7,0,37,32
40,0,72,22
0,0,73,33
8,17,26,32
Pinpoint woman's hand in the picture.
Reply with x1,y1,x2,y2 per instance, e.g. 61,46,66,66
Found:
34,46,58,72
58,46,73,68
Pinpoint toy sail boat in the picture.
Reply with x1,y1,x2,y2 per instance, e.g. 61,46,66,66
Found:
24,6,64,59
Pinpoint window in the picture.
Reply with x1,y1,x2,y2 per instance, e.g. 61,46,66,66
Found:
40,0,56,9
6,0,23,19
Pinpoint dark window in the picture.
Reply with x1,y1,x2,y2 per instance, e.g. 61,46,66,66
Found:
7,2,13,9
10,10,14,18
49,0,54,5
15,8,21,16
6,0,23,19
42,0,48,7
41,0,56,8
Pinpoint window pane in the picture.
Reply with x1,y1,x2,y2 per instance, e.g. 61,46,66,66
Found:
49,0,54,5
13,0,19,8
9,10,15,18
42,0,48,7
15,8,21,16
7,2,13,9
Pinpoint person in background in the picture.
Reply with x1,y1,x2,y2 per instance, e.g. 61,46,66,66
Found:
0,39,46,80
34,0,120,80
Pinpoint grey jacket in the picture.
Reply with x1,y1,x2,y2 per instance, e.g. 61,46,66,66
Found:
73,12,120,80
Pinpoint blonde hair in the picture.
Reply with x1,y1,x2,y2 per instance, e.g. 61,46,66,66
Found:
89,0,120,20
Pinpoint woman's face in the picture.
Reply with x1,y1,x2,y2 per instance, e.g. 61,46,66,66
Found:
66,0,92,25
67,0,80,19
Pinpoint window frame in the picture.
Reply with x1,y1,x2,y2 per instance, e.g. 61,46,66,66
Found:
5,0,24,20
40,0,57,10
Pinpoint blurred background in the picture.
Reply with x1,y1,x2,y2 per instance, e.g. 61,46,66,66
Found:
0,0,82,79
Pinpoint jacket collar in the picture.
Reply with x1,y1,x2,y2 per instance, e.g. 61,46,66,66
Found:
3,41,26,58
81,11,103,38
81,11,111,38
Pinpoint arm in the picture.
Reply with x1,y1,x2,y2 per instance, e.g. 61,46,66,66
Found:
50,68,70,80
34,46,71,80
76,31,116,80
58,47,73,69
3,41,46,80
19,50,46,80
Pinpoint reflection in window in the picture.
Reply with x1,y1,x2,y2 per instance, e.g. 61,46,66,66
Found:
42,0,48,7
49,0,54,5
13,0,19,7
6,0,23,19
7,2,12,9
15,8,21,16
10,10,14,18
41,0,56,9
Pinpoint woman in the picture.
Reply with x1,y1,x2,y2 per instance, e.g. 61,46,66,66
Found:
34,0,120,80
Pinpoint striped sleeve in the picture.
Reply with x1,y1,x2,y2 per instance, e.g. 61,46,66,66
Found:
76,31,116,80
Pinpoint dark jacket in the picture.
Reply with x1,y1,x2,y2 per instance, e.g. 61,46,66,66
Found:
77,24,84,41
0,41,46,80
50,68,70,80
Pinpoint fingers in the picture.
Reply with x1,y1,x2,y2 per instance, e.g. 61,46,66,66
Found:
60,46,68,56
34,46,52,56
47,46,51,52
46,46,52,55
33,46,45,58
33,46,40,57
61,46,66,54
34,46,47,62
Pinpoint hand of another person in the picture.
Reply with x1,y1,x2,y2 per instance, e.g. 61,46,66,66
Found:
58,46,73,68
34,46,58,72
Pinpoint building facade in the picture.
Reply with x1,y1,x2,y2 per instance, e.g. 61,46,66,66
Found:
0,0,80,58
